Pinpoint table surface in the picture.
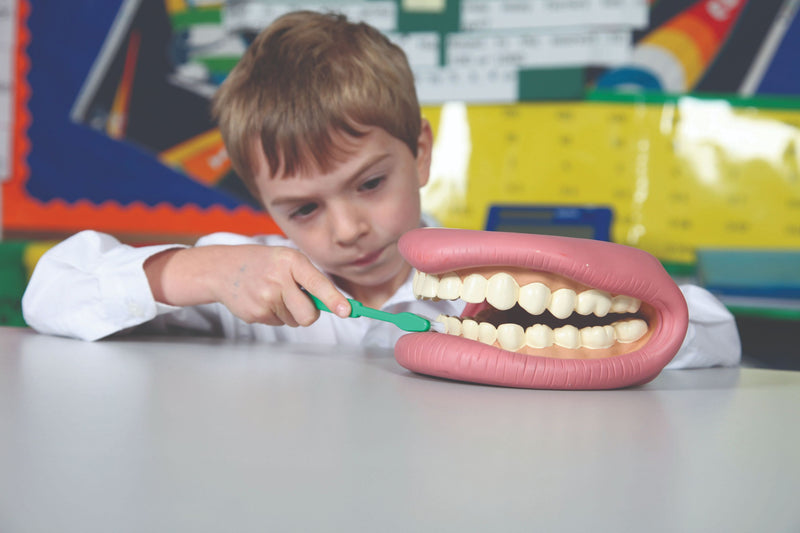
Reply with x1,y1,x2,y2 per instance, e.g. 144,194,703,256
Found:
1,326,798,533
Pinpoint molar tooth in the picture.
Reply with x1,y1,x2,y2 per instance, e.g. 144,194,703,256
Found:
461,319,479,340
412,271,425,298
610,295,641,314
461,273,488,304
486,273,519,311
549,288,577,319
477,322,497,345
445,316,462,335
554,324,581,349
435,314,449,331
613,319,647,343
497,323,525,351
576,289,612,317
421,273,440,299
525,324,554,349
519,282,550,315
580,325,616,349
437,272,462,300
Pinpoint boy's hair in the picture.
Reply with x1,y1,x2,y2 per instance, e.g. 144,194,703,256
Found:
212,10,421,192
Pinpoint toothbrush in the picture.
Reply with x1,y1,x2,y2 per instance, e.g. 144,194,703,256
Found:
306,292,442,332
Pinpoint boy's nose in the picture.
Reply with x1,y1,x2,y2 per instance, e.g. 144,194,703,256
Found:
330,204,369,246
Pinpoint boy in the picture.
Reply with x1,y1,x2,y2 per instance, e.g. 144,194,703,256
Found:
22,11,739,368
22,10,461,347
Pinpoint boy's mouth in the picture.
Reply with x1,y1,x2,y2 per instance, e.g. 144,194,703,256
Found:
351,247,384,267
396,228,688,390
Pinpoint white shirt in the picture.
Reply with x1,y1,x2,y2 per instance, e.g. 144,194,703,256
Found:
22,230,741,369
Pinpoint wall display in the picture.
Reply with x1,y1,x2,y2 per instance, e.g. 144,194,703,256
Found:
2,0,799,267
422,99,800,264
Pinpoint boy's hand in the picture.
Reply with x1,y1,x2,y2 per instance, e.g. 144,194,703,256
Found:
145,245,351,327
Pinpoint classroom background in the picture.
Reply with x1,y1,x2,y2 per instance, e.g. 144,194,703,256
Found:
1,0,799,367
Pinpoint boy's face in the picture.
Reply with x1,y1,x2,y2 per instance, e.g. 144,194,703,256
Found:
252,122,432,304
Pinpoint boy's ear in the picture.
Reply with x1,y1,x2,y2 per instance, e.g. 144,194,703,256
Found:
416,119,433,188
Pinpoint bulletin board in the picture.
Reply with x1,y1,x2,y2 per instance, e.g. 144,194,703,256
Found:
3,0,800,265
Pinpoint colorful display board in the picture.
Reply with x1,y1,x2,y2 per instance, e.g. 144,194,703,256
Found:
2,0,799,268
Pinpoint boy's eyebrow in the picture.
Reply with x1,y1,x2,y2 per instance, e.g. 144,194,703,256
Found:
269,152,392,207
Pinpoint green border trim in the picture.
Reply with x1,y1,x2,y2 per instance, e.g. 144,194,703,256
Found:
660,261,696,278
587,89,800,111
726,305,800,321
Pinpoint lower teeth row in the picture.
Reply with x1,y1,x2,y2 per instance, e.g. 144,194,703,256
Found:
437,315,648,351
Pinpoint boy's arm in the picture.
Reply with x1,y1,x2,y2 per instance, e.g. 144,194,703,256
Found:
143,244,351,327
22,230,189,340
22,230,351,341
664,284,742,369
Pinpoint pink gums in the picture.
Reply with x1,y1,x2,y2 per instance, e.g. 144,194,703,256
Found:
395,228,689,390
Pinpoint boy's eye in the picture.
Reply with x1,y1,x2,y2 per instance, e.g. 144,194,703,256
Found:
360,176,385,191
290,203,318,219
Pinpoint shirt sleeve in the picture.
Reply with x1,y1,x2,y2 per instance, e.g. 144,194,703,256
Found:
664,284,742,369
22,230,191,341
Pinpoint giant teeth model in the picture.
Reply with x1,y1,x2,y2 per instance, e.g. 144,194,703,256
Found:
396,228,689,390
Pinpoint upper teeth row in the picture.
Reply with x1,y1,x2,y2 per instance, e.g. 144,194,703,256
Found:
413,271,641,318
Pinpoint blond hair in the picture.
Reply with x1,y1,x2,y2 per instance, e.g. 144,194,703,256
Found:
212,10,421,192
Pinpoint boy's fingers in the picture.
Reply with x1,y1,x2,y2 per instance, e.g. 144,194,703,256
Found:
282,288,321,327
294,265,351,318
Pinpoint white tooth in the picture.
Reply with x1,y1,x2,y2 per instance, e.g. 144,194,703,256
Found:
445,316,462,335
525,324,554,349
549,288,577,319
519,282,550,315
610,295,641,314
554,324,580,349
461,273,488,304
486,273,519,311
614,319,647,343
477,322,497,345
497,323,525,351
436,314,449,331
421,273,439,299
412,271,425,298
462,319,479,340
576,289,612,317
437,272,462,300
580,325,615,349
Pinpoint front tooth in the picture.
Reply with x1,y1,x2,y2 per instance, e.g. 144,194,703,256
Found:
462,319,479,340
519,282,550,315
421,273,439,298
412,271,425,298
477,322,497,345
497,324,525,351
437,272,461,300
445,316,462,335
549,289,577,319
486,273,519,311
526,324,554,349
576,289,612,317
610,295,641,313
461,274,488,304
614,319,647,343
580,325,616,349
554,324,580,349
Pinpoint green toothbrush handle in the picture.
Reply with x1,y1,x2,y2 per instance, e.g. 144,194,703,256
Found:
305,292,431,332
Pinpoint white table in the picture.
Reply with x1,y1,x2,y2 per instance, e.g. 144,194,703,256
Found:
1,326,798,533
